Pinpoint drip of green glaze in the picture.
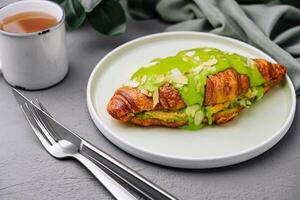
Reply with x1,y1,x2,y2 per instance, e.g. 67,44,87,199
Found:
130,48,266,129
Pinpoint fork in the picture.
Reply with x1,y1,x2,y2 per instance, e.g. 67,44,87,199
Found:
19,101,138,200
13,89,178,200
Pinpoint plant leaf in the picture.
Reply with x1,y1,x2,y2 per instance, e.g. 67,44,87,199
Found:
238,0,300,8
87,0,126,36
283,0,300,8
51,0,66,4
61,0,86,29
238,0,279,3
127,0,159,20
80,0,103,12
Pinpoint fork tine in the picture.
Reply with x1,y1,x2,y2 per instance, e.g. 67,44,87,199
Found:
31,99,82,146
21,104,53,148
27,103,57,145
34,99,52,116
32,100,60,142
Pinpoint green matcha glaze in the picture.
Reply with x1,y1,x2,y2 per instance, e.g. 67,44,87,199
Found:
130,47,266,129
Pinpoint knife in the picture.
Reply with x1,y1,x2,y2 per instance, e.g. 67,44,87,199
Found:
12,88,178,200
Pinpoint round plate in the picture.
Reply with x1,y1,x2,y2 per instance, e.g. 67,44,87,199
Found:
87,32,296,168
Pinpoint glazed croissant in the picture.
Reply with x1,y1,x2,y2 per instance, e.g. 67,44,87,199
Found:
107,48,286,129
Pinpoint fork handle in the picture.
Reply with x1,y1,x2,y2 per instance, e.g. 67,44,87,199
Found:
81,142,178,200
73,153,137,200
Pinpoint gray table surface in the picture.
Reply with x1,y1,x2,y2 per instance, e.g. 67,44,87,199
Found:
1,2,300,200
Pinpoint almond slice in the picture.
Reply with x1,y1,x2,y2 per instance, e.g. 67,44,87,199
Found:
169,74,188,85
207,66,216,72
170,68,182,76
154,75,165,84
186,104,200,117
140,75,147,85
143,61,159,68
185,51,196,57
194,56,201,62
203,57,218,66
123,80,139,88
194,111,204,125
193,64,204,74
141,89,152,97
203,48,212,52
152,89,159,107
246,58,256,68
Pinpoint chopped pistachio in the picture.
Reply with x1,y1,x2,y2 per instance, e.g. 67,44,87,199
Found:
251,88,258,97
239,99,246,107
246,100,252,106
183,86,189,93
196,82,202,92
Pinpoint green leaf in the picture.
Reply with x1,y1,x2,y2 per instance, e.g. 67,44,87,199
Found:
61,0,86,29
280,0,300,8
87,0,126,36
238,0,300,8
127,0,159,20
79,0,103,12
51,0,66,4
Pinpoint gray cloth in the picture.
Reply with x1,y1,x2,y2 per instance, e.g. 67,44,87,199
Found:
156,0,300,94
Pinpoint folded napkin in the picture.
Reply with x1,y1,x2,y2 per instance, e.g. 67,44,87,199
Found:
155,0,300,94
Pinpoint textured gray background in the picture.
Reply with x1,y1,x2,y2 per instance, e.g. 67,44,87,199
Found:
1,1,300,200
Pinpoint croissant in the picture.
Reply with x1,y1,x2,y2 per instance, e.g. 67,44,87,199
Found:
107,48,286,129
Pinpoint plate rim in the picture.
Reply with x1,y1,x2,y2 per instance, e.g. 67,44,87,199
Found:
86,31,296,168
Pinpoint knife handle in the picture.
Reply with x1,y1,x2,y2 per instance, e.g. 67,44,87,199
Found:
80,142,178,200
73,153,137,200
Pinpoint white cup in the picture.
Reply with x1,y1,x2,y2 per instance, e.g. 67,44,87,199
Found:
0,0,68,90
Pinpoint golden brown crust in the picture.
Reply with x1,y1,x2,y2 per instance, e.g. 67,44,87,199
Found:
107,94,133,122
129,105,243,127
255,59,286,87
212,106,244,124
130,117,187,127
107,87,153,122
159,84,186,110
107,59,287,128
204,69,250,106
106,85,186,122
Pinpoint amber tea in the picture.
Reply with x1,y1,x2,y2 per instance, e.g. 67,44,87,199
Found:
0,11,57,33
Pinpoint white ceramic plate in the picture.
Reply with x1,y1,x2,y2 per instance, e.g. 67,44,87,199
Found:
87,32,296,169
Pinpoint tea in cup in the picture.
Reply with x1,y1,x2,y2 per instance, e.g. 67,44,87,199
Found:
0,0,68,90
